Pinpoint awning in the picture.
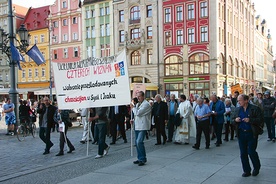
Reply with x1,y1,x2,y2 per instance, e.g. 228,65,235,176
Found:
0,88,43,95
34,88,56,95
262,86,273,91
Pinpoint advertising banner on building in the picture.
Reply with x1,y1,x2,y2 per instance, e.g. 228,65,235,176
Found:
52,50,131,109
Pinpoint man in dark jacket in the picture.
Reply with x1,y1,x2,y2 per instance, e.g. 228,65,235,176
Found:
152,94,168,145
263,91,276,142
37,97,57,155
232,94,262,177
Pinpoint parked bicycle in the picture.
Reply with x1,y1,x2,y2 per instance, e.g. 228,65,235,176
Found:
17,116,37,141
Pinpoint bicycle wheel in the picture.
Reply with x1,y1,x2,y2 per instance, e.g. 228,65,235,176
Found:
31,123,36,138
17,125,26,141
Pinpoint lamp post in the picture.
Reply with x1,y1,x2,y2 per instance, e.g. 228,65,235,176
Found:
0,0,29,128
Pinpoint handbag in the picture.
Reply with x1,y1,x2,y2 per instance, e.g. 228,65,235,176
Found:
174,113,182,126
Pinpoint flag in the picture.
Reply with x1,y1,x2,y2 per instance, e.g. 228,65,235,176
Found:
10,42,25,62
26,44,45,66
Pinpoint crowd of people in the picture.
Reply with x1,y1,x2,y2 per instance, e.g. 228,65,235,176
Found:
1,89,275,177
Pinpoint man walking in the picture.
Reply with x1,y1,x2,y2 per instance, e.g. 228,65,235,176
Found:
232,94,262,177
3,98,16,135
263,91,276,142
131,91,151,166
37,97,57,155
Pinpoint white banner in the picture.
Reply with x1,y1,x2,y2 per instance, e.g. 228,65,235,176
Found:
52,50,131,109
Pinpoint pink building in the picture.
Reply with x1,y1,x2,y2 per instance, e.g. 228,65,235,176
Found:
48,0,82,63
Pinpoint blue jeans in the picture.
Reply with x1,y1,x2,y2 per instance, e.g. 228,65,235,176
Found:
264,117,275,139
94,123,108,155
135,130,147,162
238,129,261,173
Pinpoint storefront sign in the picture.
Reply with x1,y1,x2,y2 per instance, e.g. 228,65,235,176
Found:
188,76,210,81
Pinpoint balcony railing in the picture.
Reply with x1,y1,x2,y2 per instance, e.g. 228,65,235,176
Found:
129,18,140,24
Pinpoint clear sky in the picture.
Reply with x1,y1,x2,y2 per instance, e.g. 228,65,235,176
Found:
12,0,276,57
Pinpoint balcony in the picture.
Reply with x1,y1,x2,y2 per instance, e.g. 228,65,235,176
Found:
129,18,140,25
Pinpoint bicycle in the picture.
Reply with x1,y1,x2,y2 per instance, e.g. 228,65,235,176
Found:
17,118,36,141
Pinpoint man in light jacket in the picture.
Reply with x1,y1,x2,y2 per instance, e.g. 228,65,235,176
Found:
131,91,151,166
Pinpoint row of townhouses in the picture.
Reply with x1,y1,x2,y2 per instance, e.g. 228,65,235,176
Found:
0,0,274,100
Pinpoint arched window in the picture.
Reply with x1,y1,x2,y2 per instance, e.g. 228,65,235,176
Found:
131,51,141,65
228,56,233,76
164,55,183,76
130,6,140,20
189,53,209,74
235,59,239,77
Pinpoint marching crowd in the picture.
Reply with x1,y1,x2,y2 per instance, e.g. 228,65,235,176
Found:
1,89,275,177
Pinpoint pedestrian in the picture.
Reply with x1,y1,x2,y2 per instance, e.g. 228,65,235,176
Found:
232,94,262,177
37,97,57,155
224,98,235,141
55,109,75,156
263,91,276,142
3,98,16,135
91,107,110,159
167,94,178,142
152,94,168,145
193,97,211,149
131,91,151,166
80,108,92,144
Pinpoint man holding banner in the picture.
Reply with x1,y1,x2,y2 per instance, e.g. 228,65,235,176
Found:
131,91,151,166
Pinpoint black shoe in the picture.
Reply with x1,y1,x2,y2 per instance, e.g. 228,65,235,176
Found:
80,140,85,144
133,160,140,164
215,143,220,147
67,147,75,153
192,145,199,150
138,161,145,166
155,143,161,145
92,141,97,144
43,151,50,155
174,142,181,145
184,142,189,145
205,146,210,149
124,139,127,143
163,140,166,145
242,172,251,177
110,142,116,145
252,170,259,176
56,152,64,156
50,143,54,149
167,140,172,143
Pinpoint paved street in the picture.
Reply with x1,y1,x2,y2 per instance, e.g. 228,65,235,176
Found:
0,119,275,184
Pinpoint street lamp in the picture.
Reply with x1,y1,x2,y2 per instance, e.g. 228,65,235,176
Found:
0,0,30,129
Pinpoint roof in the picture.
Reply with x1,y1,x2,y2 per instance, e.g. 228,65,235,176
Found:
12,4,29,17
23,6,50,31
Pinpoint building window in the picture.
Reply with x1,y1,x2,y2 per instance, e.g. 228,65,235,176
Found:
106,44,110,57
63,34,68,41
42,68,45,77
72,17,77,24
105,7,110,15
86,10,91,18
22,70,25,78
188,4,195,19
165,83,183,97
131,28,140,39
35,69,38,77
130,6,140,20
106,24,110,36
164,8,171,23
101,45,105,57
200,2,208,17
119,30,125,43
147,26,152,39
119,10,124,22
131,51,141,65
5,74,8,81
91,26,95,38
74,47,78,57
165,31,172,46
54,50,58,59
73,32,78,40
189,82,210,98
28,69,32,78
189,53,209,75
147,5,152,17
40,35,45,43
165,55,183,76
188,28,195,43
100,7,105,16
62,1,67,8
176,30,183,45
200,27,208,42
91,9,95,17
64,48,68,58
147,49,152,64
100,24,105,37
63,19,67,26
87,46,91,58
92,46,96,57
176,6,183,21
86,27,91,38
34,36,38,44
53,21,58,28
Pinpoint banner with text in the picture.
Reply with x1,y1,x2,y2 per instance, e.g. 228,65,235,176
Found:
52,50,131,109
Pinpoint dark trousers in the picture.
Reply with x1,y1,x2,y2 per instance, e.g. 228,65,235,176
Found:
213,121,223,144
90,121,96,139
238,129,261,173
59,124,74,153
225,121,235,140
264,117,275,139
155,117,167,144
39,127,53,152
111,115,126,143
95,123,108,155
195,119,210,148
167,115,175,141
